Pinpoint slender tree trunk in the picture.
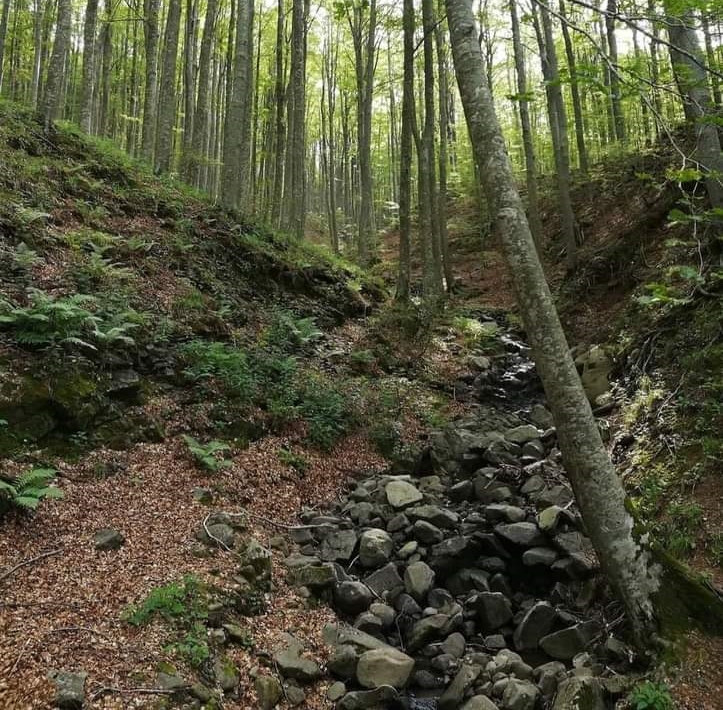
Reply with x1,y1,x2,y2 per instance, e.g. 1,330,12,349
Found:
155,0,182,173
436,11,454,291
533,1,577,271
0,0,11,94
80,0,99,133
605,0,625,143
701,12,721,109
446,0,661,646
42,0,71,130
126,10,140,154
30,0,43,106
666,8,723,218
270,0,285,227
510,0,543,248
396,0,414,302
182,0,197,161
141,0,160,162
322,27,339,253
98,3,114,136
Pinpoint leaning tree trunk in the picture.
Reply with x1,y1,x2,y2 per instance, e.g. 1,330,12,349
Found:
42,0,72,130
446,0,664,647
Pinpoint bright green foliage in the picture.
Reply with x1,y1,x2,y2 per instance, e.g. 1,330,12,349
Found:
124,577,203,625
658,502,704,559
11,242,41,270
628,681,674,710
0,289,100,349
0,467,63,512
452,315,500,350
123,575,211,668
297,377,354,450
182,435,232,473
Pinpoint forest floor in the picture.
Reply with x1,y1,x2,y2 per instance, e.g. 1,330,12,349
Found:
0,104,722,710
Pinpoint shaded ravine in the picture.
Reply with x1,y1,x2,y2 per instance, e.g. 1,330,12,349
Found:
278,317,632,710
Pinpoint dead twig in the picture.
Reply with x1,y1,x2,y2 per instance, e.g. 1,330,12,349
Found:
0,549,63,585
90,685,179,699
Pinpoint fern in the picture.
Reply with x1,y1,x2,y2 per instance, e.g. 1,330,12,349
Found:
0,467,63,513
182,435,232,473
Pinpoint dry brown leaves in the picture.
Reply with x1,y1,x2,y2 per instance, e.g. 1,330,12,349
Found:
0,432,384,709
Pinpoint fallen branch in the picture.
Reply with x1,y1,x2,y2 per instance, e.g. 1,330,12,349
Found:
0,549,63,585
90,685,179,699
227,508,298,530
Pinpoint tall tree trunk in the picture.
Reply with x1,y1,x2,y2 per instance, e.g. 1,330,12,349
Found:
98,3,114,136
188,0,217,187
322,26,339,253
510,0,543,248
435,11,454,291
533,1,577,271
445,0,661,646
221,0,253,210
141,0,160,162
42,0,71,130
0,0,11,94
155,0,182,173
666,8,723,219
30,0,43,106
396,0,414,302
559,0,589,176
270,0,285,227
126,9,140,154
182,0,197,164
605,0,625,143
701,11,721,109
79,0,99,132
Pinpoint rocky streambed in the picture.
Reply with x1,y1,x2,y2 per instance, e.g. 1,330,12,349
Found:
274,334,630,710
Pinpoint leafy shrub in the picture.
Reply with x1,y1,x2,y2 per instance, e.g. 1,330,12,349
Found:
12,242,41,271
180,341,255,401
452,315,500,350
628,681,674,710
264,310,323,353
298,376,355,450
0,289,100,348
278,447,309,475
0,467,63,512
123,575,210,668
182,435,232,473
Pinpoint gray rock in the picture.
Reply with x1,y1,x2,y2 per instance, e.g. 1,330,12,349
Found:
323,623,388,652
213,657,239,692
513,602,556,651
223,623,252,645
485,505,526,524
328,681,347,702
494,522,546,548
356,647,415,689
449,480,473,502
284,681,306,705
475,592,513,631
540,622,601,660
574,345,612,402
336,687,400,710
385,480,423,509
48,670,87,709
530,404,554,430
502,679,539,710
359,528,394,568
438,664,482,710
521,440,545,460
407,505,459,529
535,661,566,696
442,631,466,658
505,425,541,445
328,644,359,680
289,562,336,589
364,562,404,597
238,537,273,589
334,581,373,616
552,677,606,710
398,540,419,558
354,611,384,637
273,634,322,682
462,696,500,710
197,522,235,549
407,613,449,652
414,670,445,689
387,514,409,533
255,675,283,709
404,561,435,602
522,547,559,567
155,671,186,692
192,487,213,505
413,520,444,544
320,529,358,563
484,634,507,650
369,602,396,628
93,528,124,551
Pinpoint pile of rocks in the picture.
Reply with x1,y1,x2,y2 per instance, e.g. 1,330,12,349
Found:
283,403,632,709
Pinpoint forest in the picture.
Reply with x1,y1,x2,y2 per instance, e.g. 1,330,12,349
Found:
0,0,722,708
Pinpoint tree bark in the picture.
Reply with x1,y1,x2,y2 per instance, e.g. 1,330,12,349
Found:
605,0,625,143
0,0,11,94
42,0,71,130
446,0,660,646
155,0,182,173
141,0,160,162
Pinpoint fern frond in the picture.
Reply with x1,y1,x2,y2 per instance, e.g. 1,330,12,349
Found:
17,467,56,490
13,495,40,510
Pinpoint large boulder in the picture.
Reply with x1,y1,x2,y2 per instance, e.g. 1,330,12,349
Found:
495,522,547,548
273,634,322,683
475,592,513,631
334,581,373,616
238,537,273,590
540,622,601,660
356,648,415,689
320,529,358,563
513,602,556,651
48,670,87,710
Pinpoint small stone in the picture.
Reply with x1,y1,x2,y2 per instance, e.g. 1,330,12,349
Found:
494,522,546,548
48,670,87,709
93,528,124,551
284,681,306,705
356,647,415,689
336,687,400,710
334,581,373,616
273,634,322,682
462,696,500,710
255,675,283,710
320,529,358,563
197,522,235,549
359,528,394,568
530,404,554,430
522,547,559,567
504,425,541,444
413,520,444,544
438,664,482,710
407,504,459,529
449,480,473,502
485,634,507,650
192,487,213,505
442,631,466,658
364,562,404,596
475,592,513,631
156,671,186,692
406,613,449,652
223,622,252,646
404,561,435,602
398,540,419,558
328,644,359,680
485,504,526,524
327,681,347,701
213,657,239,692
385,480,424,508
540,622,601,661
289,562,336,589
